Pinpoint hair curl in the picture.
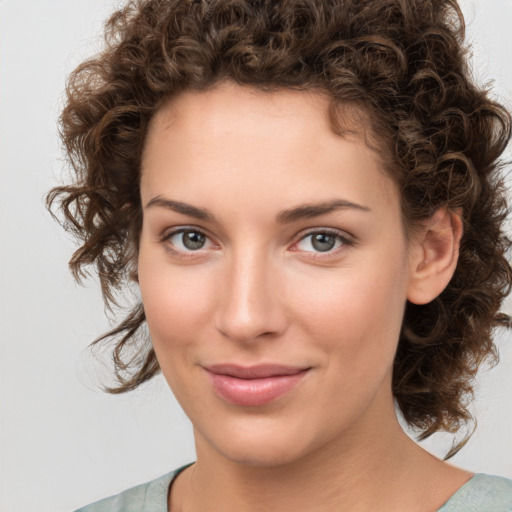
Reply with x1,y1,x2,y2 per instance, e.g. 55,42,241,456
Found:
47,0,512,454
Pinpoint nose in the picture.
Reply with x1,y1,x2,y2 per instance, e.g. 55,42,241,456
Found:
215,246,287,343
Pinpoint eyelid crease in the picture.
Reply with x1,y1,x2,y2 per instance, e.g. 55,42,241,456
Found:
294,227,355,243
160,225,210,241
159,226,354,243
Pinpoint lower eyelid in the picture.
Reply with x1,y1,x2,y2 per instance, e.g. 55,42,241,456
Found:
162,228,208,242
161,228,219,256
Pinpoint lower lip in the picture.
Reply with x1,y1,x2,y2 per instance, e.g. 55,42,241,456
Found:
206,370,310,407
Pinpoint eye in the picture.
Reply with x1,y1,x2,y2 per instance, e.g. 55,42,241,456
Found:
294,230,349,253
163,228,214,252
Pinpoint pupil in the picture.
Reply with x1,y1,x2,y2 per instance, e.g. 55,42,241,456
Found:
312,233,335,252
183,231,205,250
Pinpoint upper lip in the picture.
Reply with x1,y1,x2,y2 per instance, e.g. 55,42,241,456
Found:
204,364,310,379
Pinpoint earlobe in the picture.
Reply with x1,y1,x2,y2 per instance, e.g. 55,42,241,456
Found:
407,208,463,305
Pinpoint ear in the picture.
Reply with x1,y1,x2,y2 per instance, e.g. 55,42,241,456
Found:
407,208,463,305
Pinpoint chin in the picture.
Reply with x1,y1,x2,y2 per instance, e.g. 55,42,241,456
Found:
195,414,333,469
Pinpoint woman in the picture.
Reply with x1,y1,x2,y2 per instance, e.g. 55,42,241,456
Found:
48,0,512,510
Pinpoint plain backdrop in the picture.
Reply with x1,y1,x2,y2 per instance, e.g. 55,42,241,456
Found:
1,1,511,511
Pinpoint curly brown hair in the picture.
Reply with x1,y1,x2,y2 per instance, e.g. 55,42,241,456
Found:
47,0,512,455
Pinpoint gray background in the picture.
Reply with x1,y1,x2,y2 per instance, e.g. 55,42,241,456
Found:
1,1,511,511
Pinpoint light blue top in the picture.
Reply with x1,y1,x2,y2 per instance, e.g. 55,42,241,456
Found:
75,466,512,512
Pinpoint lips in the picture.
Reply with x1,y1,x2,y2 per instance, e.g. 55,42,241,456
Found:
204,364,310,407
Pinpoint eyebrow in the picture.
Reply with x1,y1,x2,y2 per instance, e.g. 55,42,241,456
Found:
145,196,371,223
276,199,371,223
145,197,215,221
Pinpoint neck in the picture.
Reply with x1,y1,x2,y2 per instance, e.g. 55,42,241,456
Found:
170,395,455,512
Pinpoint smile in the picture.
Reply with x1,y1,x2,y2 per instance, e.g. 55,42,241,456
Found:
204,364,311,407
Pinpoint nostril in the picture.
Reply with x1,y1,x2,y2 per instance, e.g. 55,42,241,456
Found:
215,312,285,343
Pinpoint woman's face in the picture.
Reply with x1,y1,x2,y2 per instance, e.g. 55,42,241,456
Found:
138,81,418,466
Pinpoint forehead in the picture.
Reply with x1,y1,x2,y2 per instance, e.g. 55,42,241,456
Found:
141,81,398,216
147,82,334,150
146,81,382,148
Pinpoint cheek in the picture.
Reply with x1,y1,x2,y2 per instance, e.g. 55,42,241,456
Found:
137,247,216,355
287,251,408,371
138,255,220,406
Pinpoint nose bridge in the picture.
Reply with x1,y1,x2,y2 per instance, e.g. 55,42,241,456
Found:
216,242,284,342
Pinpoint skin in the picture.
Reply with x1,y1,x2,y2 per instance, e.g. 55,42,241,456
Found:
138,81,469,512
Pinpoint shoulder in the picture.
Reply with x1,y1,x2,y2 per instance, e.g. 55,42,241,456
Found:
73,468,183,512
439,474,512,512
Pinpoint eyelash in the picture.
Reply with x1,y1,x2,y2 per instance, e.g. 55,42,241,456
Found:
291,228,354,259
160,227,215,260
160,227,354,260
